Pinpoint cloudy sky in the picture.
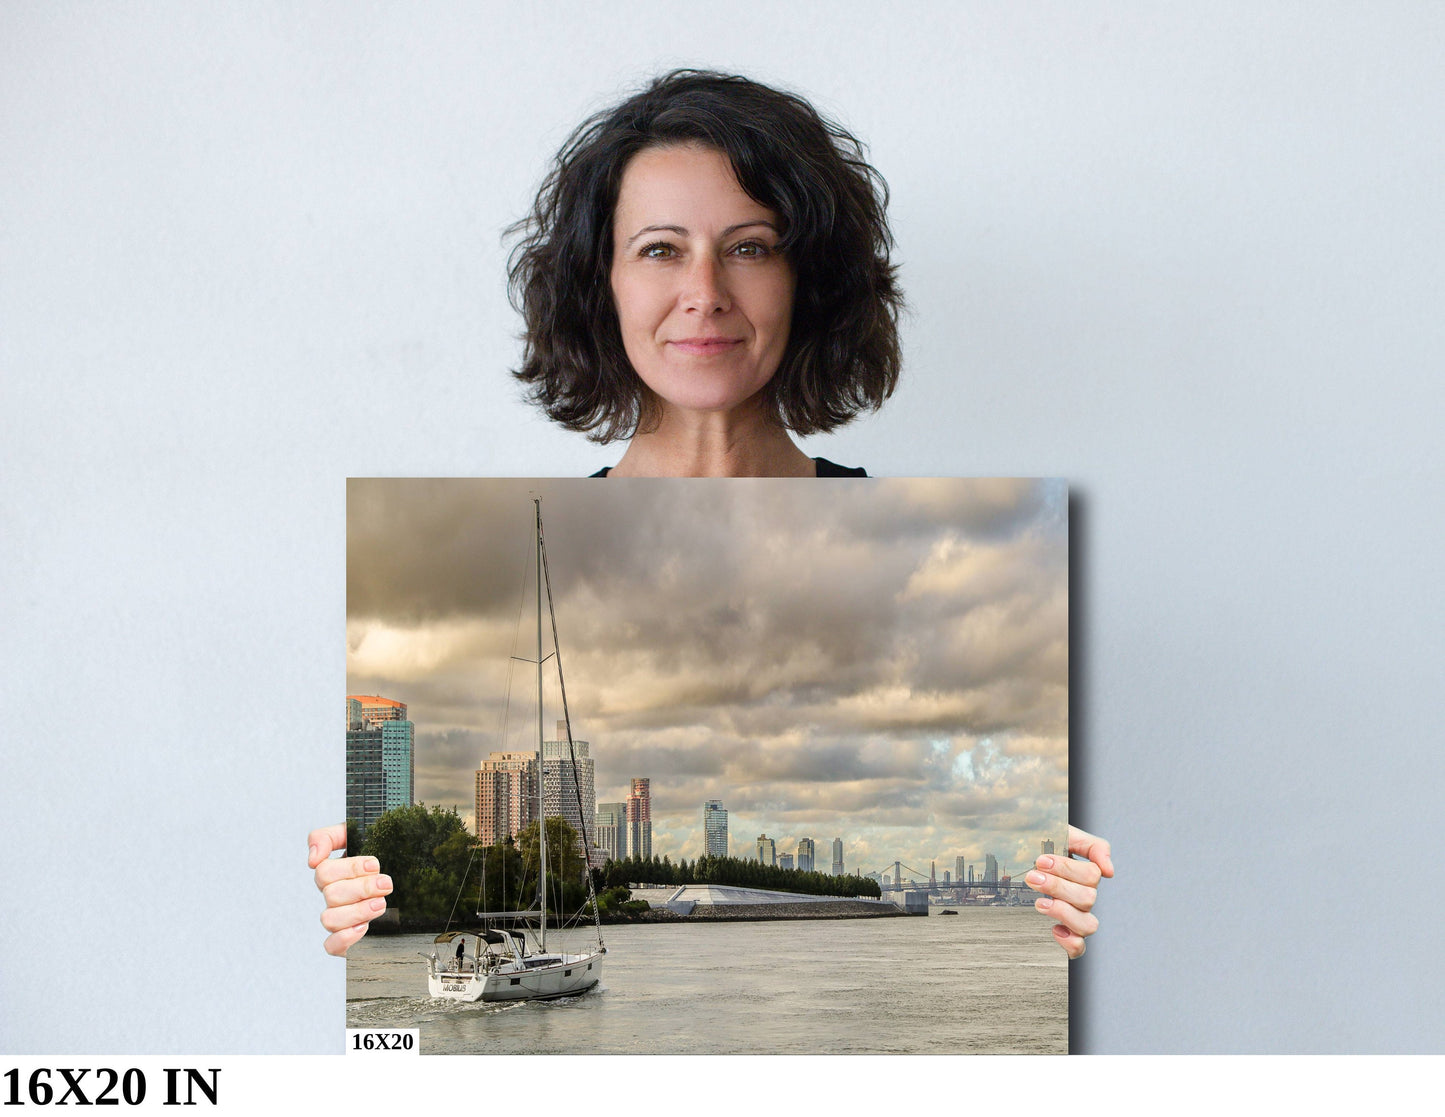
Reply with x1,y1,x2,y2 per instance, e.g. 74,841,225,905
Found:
347,477,1067,882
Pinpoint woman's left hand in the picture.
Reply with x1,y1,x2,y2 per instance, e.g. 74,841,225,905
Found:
1026,825,1114,959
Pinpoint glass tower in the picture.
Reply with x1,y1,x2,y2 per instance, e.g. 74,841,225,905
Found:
626,778,652,862
703,799,728,857
345,694,414,840
543,722,598,867
596,802,626,861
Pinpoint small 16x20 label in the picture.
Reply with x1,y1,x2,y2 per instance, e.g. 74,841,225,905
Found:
345,1029,419,1055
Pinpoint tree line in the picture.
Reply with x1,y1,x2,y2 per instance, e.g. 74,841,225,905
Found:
351,806,881,924
354,805,590,923
601,853,881,899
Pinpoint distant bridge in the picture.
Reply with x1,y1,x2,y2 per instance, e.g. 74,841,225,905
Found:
865,860,1036,901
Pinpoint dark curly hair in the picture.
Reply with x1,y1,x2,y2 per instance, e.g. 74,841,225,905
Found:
507,69,903,443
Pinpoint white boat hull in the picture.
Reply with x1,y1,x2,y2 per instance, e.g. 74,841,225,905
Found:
428,948,604,1003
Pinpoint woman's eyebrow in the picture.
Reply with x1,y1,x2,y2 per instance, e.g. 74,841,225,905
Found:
623,224,687,247
721,220,780,237
622,220,779,247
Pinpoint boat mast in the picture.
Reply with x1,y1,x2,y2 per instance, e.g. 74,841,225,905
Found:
535,498,547,951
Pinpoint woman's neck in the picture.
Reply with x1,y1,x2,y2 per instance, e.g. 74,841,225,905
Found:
608,400,815,478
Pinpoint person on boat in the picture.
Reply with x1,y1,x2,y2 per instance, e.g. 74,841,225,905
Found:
310,69,1113,957
455,937,466,974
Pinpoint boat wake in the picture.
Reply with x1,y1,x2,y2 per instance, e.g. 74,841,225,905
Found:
347,994,530,1029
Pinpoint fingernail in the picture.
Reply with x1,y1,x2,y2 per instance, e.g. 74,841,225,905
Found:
364,858,380,873
1036,897,1054,911
377,875,393,891
1038,855,1055,870
369,898,386,912
1026,870,1046,886
309,845,318,864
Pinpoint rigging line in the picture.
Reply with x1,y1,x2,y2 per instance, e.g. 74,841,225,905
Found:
537,508,604,945
516,826,555,953
443,837,483,935
498,523,534,753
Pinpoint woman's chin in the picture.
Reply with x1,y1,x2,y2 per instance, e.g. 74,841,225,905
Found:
647,379,773,423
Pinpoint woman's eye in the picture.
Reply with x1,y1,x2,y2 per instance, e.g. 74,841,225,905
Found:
731,241,769,258
639,242,675,259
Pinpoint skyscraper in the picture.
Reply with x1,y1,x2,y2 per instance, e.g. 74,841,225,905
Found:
543,722,598,867
779,852,794,871
596,802,626,861
626,777,652,862
955,855,967,882
984,853,999,887
346,694,415,839
1041,838,1055,855
796,837,815,873
831,837,844,876
703,799,728,857
345,723,384,840
474,751,538,846
381,720,415,812
756,834,776,866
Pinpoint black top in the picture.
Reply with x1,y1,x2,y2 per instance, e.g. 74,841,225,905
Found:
590,457,867,478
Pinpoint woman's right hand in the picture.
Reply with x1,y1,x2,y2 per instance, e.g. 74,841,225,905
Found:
308,823,393,956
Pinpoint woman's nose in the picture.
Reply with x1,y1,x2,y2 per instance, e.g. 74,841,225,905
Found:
681,255,731,314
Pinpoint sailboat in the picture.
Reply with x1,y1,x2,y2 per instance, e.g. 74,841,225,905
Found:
422,498,606,1002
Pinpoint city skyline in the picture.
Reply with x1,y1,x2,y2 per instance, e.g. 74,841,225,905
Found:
346,478,1068,873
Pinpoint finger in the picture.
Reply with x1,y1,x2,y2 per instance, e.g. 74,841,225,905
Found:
1035,895,1099,940
314,854,381,891
324,921,370,957
1034,853,1101,888
1024,867,1097,912
1051,923,1085,959
1068,825,1114,878
321,895,388,934
308,824,348,869
322,872,393,909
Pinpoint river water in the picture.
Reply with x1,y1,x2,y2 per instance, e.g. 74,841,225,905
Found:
346,908,1066,1054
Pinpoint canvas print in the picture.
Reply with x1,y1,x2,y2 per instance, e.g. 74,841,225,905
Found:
344,477,1069,1053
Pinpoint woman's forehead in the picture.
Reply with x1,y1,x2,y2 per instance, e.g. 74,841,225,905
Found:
614,144,777,231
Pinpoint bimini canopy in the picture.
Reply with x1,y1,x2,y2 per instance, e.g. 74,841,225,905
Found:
433,929,524,946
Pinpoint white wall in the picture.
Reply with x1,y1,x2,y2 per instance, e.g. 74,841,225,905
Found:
3,2,1442,1052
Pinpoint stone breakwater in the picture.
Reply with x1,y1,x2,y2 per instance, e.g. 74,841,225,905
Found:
638,900,903,922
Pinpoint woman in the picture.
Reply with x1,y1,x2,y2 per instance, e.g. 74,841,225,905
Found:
311,69,1112,957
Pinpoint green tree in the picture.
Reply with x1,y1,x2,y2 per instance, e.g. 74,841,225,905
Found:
517,816,587,915
478,836,526,915
359,804,474,921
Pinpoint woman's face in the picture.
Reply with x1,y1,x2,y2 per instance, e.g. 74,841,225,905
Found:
609,144,795,420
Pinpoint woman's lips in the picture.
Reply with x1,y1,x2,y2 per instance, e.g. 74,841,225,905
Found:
668,337,743,355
